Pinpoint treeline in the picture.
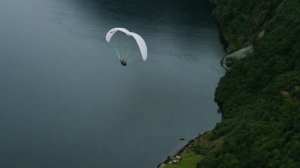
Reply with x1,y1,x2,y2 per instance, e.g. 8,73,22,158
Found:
194,0,300,167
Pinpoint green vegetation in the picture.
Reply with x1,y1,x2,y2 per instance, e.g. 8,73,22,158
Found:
224,57,239,68
163,153,202,168
165,0,300,167
161,132,223,168
198,0,300,167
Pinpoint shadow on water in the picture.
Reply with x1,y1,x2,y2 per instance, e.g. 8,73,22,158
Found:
67,0,214,23
55,0,216,36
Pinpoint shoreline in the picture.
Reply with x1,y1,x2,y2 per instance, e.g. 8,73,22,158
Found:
156,134,203,168
156,130,224,168
156,9,228,168
156,1,230,167
156,0,300,167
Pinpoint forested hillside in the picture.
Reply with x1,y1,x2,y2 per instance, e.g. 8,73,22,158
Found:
161,0,300,167
197,0,300,167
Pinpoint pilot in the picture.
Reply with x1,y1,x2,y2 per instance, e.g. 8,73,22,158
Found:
120,59,127,66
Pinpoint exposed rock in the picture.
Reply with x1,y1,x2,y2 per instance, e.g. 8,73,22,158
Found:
258,30,265,39
280,90,290,97
157,163,166,168
221,45,254,70
175,155,181,160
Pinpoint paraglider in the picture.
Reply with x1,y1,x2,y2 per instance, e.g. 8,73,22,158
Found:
106,28,147,66
120,58,127,66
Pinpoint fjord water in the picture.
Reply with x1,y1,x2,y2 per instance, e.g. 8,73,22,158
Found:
0,0,224,167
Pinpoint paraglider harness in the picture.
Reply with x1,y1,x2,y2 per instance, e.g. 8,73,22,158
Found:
120,59,127,66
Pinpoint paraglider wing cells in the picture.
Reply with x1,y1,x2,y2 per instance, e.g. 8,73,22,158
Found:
129,32,147,61
106,28,147,64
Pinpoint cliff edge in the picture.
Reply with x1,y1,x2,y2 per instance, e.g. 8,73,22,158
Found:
160,0,300,167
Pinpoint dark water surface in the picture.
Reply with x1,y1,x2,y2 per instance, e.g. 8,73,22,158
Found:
0,0,224,167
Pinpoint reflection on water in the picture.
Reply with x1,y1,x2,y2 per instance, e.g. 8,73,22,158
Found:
0,0,224,168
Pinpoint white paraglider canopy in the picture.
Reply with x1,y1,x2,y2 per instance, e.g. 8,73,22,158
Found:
106,27,147,61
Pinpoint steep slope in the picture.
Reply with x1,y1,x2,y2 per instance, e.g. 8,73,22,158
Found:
159,0,300,167
198,0,300,167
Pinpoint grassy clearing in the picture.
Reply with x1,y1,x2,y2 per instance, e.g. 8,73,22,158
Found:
163,153,203,168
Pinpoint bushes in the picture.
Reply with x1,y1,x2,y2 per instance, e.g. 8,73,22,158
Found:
196,0,300,167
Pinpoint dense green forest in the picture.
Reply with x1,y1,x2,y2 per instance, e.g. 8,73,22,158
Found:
162,0,300,167
201,0,300,167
